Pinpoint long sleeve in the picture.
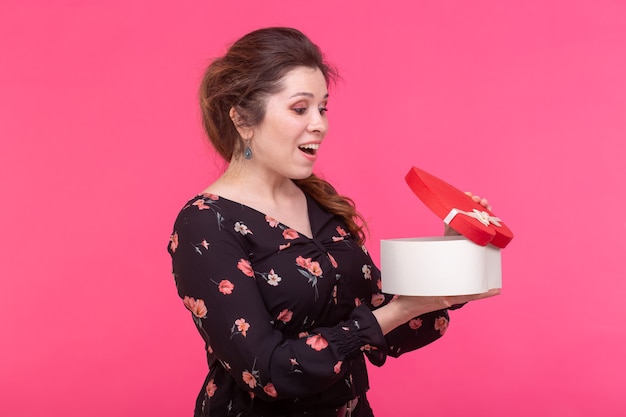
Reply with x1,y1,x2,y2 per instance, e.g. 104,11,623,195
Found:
168,194,387,404
359,249,451,358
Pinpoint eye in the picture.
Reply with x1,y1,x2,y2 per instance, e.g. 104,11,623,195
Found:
319,106,328,115
292,107,307,115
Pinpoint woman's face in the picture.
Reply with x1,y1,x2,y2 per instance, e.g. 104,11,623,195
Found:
246,66,329,181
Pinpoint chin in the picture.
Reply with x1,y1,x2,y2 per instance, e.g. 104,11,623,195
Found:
289,169,315,181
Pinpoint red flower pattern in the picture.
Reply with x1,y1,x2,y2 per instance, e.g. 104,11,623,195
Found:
242,371,257,389
263,382,278,398
237,259,254,277
371,293,384,307
265,215,279,227
169,232,179,253
327,252,338,268
235,318,250,336
295,256,322,276
192,199,211,210
276,309,293,323
409,318,423,330
434,316,449,336
206,379,217,398
306,334,329,351
218,280,234,295
201,193,219,200
282,228,299,240
183,296,207,318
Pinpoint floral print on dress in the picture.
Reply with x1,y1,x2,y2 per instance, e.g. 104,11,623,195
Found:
333,361,343,374
371,293,384,307
237,259,254,277
288,357,302,374
183,296,207,318
266,270,282,286
231,318,250,338
192,239,210,255
189,193,220,210
305,334,329,351
201,192,219,200
296,256,322,276
265,216,279,227
362,265,372,280
295,256,324,299
282,228,299,240
192,199,213,210
331,285,338,304
263,382,278,398
276,309,293,323
434,316,449,336
255,268,282,286
168,193,452,416
327,252,338,268
182,194,224,230
242,369,259,389
217,279,234,295
409,318,423,331
332,225,348,242
360,344,378,352
234,221,253,235
169,232,179,253
206,379,218,398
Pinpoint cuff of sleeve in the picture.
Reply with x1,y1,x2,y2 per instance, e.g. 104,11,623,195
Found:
322,305,388,367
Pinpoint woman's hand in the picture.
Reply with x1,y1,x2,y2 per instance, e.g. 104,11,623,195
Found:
373,289,500,335
398,288,500,316
444,191,492,236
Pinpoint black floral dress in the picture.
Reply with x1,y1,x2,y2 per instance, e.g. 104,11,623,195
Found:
168,192,452,417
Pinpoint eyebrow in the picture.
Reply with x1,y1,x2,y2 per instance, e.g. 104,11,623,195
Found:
289,92,329,99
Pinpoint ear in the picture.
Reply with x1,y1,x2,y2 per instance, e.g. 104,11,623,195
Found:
229,107,253,139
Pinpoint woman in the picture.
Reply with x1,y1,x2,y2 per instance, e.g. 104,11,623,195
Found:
168,27,499,417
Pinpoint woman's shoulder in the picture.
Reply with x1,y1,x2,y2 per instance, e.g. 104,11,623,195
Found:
173,192,233,229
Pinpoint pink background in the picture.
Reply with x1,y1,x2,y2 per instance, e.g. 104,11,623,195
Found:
1,1,625,416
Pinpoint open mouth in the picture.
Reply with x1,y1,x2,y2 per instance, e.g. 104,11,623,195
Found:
299,143,319,155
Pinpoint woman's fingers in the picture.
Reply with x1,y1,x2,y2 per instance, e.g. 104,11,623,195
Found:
464,191,492,210
446,288,501,306
399,288,501,317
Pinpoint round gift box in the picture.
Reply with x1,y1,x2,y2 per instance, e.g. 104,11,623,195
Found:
380,236,502,296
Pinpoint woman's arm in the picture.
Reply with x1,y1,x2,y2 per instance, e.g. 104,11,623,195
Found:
373,290,500,336
168,199,387,401
370,191,499,355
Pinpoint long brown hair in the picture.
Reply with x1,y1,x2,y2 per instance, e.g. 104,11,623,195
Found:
199,27,367,244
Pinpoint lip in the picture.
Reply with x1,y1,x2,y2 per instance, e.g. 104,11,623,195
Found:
298,141,322,147
298,141,321,161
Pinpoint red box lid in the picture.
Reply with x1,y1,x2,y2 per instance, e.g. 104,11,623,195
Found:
405,166,513,248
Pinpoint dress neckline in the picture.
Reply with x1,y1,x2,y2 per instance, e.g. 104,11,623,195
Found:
203,192,318,240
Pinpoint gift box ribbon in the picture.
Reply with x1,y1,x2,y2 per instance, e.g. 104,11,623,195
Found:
443,208,502,228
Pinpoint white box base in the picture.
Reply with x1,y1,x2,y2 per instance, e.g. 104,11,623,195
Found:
380,236,502,296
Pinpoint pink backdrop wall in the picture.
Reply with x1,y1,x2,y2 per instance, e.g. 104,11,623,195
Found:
1,1,625,416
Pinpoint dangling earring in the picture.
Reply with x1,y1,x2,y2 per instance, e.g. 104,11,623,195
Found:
243,139,252,160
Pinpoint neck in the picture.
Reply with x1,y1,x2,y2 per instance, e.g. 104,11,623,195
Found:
219,159,301,204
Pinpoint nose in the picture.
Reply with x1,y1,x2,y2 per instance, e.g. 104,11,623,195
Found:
307,109,328,135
